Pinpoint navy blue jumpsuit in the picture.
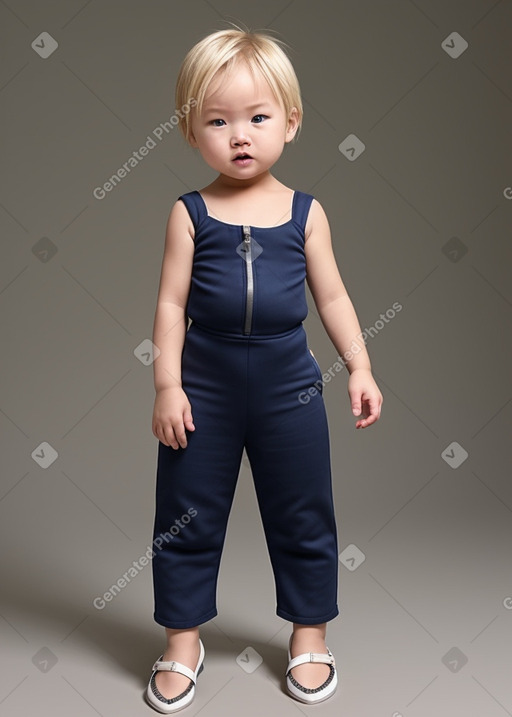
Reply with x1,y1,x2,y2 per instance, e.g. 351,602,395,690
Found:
151,189,339,628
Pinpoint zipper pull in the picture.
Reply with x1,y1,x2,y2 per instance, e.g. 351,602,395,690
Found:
243,226,252,250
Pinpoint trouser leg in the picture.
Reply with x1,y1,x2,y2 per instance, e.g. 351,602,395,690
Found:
151,325,245,628
245,327,339,624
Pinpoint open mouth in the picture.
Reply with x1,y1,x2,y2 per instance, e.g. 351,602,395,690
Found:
233,154,252,161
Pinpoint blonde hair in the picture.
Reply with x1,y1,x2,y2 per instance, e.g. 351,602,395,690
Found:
175,24,303,145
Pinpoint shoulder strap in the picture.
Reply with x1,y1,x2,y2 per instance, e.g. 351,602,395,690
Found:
292,191,315,232
177,191,207,231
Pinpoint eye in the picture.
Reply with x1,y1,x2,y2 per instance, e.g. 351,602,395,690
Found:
252,114,268,124
210,119,225,127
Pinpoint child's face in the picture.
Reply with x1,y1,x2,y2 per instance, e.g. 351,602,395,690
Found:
189,61,298,181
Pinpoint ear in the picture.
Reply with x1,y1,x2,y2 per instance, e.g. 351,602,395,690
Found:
285,107,300,143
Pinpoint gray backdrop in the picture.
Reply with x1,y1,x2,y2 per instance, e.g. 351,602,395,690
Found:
1,1,511,715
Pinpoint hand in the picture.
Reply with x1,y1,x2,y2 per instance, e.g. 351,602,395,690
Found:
347,369,383,429
152,386,195,449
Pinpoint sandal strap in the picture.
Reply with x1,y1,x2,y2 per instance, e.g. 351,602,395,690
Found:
151,658,196,684
287,649,335,672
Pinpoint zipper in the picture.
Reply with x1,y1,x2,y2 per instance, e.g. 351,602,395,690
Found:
242,225,254,335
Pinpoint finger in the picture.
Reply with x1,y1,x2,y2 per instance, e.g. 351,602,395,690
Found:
154,423,169,446
350,394,362,416
368,396,382,420
357,414,376,428
356,400,381,428
163,424,181,450
172,420,189,449
183,408,195,432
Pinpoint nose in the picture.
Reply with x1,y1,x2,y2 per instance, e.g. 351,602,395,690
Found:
231,128,251,148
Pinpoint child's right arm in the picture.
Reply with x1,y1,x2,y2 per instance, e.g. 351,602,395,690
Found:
151,199,195,449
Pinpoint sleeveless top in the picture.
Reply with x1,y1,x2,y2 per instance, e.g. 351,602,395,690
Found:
178,190,315,337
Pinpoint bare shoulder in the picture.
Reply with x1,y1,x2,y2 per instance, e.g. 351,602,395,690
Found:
167,197,195,243
305,198,331,243
156,199,195,306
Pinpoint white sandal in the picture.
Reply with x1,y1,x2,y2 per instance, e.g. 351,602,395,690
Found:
285,635,338,704
145,639,205,713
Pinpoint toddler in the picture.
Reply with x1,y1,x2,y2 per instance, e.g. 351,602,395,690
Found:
146,26,383,712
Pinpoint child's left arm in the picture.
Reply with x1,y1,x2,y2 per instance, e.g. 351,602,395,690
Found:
305,199,383,429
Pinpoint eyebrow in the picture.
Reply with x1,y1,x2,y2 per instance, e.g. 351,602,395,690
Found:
204,103,272,113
